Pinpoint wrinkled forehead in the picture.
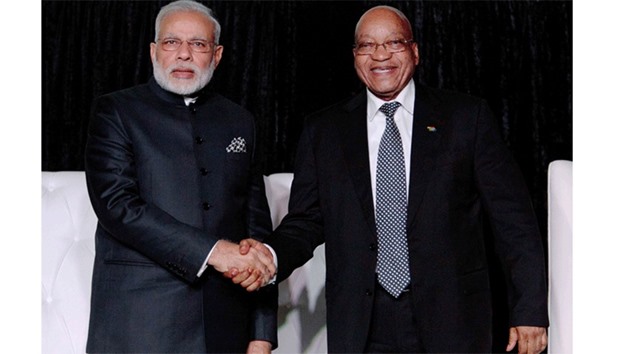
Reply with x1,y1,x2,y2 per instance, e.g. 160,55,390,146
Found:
159,11,216,40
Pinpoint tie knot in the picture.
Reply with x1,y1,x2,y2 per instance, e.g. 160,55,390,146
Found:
379,102,401,119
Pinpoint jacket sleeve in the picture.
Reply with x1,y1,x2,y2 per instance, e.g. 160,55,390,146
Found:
247,126,278,347
473,100,549,327
85,94,216,283
264,120,325,283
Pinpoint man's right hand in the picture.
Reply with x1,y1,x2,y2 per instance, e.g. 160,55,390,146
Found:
223,238,276,291
207,239,275,291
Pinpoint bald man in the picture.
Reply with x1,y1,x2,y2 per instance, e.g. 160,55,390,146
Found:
235,5,548,353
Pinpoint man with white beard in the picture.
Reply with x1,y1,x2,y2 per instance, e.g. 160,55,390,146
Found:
84,1,277,353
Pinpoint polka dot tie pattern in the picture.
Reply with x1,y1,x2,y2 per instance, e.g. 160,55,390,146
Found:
376,101,411,298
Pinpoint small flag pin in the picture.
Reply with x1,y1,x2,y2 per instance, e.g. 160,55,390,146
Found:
426,126,437,132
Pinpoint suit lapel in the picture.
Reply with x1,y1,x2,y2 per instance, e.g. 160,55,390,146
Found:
407,86,444,230
336,92,377,234
334,87,445,235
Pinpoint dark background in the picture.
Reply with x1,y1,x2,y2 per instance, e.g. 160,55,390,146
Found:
42,0,572,351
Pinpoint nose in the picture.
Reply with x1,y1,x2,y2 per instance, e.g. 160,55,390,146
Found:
176,41,192,61
370,44,392,60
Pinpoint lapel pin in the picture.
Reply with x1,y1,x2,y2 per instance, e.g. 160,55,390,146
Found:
426,126,437,132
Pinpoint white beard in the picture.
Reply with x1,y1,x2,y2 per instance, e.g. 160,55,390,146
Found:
152,58,216,96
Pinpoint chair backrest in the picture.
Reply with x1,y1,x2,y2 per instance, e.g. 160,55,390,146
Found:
41,171,96,354
263,173,294,228
547,160,573,353
263,173,327,353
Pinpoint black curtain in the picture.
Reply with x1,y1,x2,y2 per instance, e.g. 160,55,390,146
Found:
42,0,572,350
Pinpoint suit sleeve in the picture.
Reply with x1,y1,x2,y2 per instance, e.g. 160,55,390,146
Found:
473,100,549,327
247,123,279,347
264,120,325,282
85,95,216,284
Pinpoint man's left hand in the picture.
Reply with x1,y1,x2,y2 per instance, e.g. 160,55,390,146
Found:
506,326,547,354
247,340,271,354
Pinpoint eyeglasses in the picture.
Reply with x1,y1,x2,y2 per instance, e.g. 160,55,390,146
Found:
353,39,414,55
157,38,218,53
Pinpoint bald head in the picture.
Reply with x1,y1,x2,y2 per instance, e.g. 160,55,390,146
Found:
355,6,413,42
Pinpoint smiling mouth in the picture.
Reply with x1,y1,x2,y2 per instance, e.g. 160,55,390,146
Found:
371,66,396,74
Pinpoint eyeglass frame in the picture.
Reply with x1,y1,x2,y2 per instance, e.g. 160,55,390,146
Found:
353,39,415,55
156,38,220,53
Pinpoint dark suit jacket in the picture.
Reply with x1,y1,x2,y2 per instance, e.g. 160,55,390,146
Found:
266,85,548,353
85,78,276,353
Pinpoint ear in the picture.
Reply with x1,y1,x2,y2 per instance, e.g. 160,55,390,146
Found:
212,45,224,69
150,42,157,64
411,42,420,65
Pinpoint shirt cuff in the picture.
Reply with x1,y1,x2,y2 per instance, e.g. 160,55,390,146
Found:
197,240,220,277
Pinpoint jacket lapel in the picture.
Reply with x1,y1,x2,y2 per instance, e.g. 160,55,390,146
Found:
334,87,445,235
407,85,444,230
336,92,377,234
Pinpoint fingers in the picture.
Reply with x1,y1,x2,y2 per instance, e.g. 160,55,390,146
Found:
248,239,272,257
208,240,263,273
229,249,272,289
223,267,240,279
252,246,275,277
507,326,547,354
246,340,272,354
231,269,253,284
239,238,276,278
241,269,265,292
522,327,547,354
506,327,518,352
245,247,271,277
239,239,251,255
231,269,264,292
211,239,275,291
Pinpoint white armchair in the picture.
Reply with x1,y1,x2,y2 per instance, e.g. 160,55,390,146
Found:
41,171,96,354
264,173,327,353
547,160,573,353
41,171,327,354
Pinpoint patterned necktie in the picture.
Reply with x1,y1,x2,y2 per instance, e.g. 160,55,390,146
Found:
376,101,411,298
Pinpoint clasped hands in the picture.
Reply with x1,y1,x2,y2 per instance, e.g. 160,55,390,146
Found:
208,239,274,291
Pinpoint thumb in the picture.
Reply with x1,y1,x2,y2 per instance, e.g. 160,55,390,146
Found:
239,239,252,255
506,327,518,352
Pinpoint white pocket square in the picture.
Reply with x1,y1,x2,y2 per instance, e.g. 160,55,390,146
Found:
226,137,247,153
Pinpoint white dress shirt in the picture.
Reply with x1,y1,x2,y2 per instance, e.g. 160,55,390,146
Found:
367,79,416,209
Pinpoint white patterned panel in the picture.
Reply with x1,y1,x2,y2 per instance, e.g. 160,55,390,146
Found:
547,160,573,354
41,172,96,354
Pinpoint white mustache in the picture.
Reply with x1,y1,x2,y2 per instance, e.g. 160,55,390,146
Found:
167,64,199,76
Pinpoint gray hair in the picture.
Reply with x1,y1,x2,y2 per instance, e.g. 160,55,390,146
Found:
154,0,221,44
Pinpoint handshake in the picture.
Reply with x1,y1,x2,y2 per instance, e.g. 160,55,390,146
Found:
207,238,276,291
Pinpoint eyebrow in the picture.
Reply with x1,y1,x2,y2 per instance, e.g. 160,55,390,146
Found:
160,33,210,41
356,34,408,41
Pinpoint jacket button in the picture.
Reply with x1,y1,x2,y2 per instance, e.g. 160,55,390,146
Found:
202,202,211,210
365,289,373,296
195,136,204,144
369,243,377,251
200,168,209,176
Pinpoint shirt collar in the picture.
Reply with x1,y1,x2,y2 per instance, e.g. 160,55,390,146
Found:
367,79,416,121
184,96,198,106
